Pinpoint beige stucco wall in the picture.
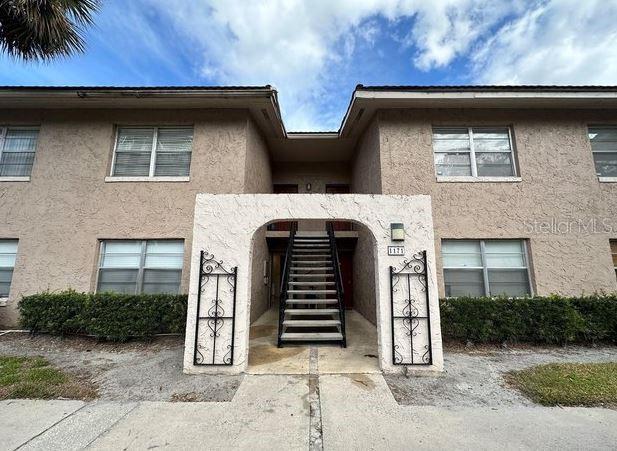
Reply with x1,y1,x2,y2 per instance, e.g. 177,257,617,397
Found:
352,223,377,325
0,108,271,327
351,119,382,194
375,108,617,297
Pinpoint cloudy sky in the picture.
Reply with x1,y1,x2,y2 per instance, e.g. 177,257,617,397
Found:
1,0,615,130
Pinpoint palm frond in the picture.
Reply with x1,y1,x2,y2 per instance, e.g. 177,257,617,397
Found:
0,0,100,61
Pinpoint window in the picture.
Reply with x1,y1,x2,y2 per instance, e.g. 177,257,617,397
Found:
442,239,531,297
98,240,184,294
611,240,617,279
111,127,193,177
0,128,39,177
433,127,516,178
588,126,617,178
0,240,18,298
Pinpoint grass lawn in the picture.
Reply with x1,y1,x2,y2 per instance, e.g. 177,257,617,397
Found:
506,362,617,407
0,355,97,400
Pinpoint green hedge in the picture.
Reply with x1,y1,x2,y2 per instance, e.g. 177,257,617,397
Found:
440,294,617,345
19,291,188,341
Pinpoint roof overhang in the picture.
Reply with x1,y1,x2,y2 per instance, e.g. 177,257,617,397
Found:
340,85,617,138
0,86,286,139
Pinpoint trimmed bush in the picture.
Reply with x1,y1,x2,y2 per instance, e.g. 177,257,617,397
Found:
440,294,617,345
19,290,187,341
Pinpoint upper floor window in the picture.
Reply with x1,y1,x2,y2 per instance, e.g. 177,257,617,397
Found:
112,127,193,178
442,239,531,298
98,239,184,294
588,126,617,178
0,240,18,298
433,127,516,178
0,128,39,177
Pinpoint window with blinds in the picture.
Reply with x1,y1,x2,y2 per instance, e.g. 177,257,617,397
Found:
432,127,516,178
442,239,531,297
112,127,193,177
0,240,18,298
97,240,184,294
0,128,39,177
588,127,617,178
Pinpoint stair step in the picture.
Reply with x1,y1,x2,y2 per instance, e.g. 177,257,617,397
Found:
295,232,328,237
294,244,329,247
286,299,338,304
293,249,330,252
294,239,329,243
287,289,337,294
280,332,343,341
290,274,334,278
283,320,341,327
291,260,332,264
291,267,333,271
288,281,335,286
284,308,339,315
292,254,331,258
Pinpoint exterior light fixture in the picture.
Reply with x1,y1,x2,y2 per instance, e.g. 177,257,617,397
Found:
306,183,312,192
391,223,405,241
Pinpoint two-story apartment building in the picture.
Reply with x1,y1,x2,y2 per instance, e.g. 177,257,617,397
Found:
0,85,616,372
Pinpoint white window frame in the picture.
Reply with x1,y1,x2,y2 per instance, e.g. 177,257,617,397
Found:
108,126,192,182
97,239,184,294
588,125,617,182
433,126,520,182
0,126,39,181
611,240,617,279
0,239,18,305
442,239,533,297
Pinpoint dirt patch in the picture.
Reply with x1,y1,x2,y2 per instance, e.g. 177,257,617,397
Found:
249,325,277,340
385,345,617,407
248,344,305,366
0,333,242,402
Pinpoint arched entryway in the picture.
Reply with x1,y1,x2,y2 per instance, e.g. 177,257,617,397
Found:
183,193,443,375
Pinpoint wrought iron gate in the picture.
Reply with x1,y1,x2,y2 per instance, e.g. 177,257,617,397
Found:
193,251,237,366
390,251,433,365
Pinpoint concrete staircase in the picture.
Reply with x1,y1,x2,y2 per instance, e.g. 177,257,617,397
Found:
279,231,346,345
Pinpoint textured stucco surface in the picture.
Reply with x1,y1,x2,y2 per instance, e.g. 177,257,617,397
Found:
371,108,617,297
185,194,443,374
0,109,268,327
352,223,377,325
351,119,382,194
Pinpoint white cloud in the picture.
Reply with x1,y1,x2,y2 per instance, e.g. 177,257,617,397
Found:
472,0,617,85
141,0,617,129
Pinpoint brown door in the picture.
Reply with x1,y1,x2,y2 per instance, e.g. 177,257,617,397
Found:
270,184,299,231
326,184,353,231
339,252,354,309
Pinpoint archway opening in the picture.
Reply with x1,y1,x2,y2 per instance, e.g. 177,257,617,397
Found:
247,218,380,374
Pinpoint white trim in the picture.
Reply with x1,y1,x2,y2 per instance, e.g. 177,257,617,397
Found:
437,176,522,183
598,177,617,183
0,297,7,307
0,176,30,182
105,176,189,183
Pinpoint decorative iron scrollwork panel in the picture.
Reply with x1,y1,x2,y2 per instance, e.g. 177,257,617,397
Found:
390,251,433,365
193,251,237,366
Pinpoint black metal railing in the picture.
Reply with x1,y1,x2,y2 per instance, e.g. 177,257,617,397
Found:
326,221,347,347
277,221,298,347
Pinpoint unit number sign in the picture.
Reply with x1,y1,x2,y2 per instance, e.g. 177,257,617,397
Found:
387,246,405,256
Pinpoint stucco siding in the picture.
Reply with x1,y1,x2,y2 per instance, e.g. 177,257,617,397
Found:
377,108,617,297
352,223,377,325
351,118,382,194
0,108,255,327
244,118,272,194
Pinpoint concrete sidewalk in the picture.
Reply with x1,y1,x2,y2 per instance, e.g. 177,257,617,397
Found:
2,373,617,450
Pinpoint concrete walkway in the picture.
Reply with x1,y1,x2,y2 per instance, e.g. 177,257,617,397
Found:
2,372,617,450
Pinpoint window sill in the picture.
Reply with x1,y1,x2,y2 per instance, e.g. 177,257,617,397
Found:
105,176,190,183
0,176,30,182
436,176,522,183
598,177,617,183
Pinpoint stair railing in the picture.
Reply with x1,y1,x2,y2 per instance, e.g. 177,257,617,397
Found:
326,221,347,347
277,221,298,347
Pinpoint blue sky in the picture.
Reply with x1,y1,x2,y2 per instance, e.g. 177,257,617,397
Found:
0,0,615,131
